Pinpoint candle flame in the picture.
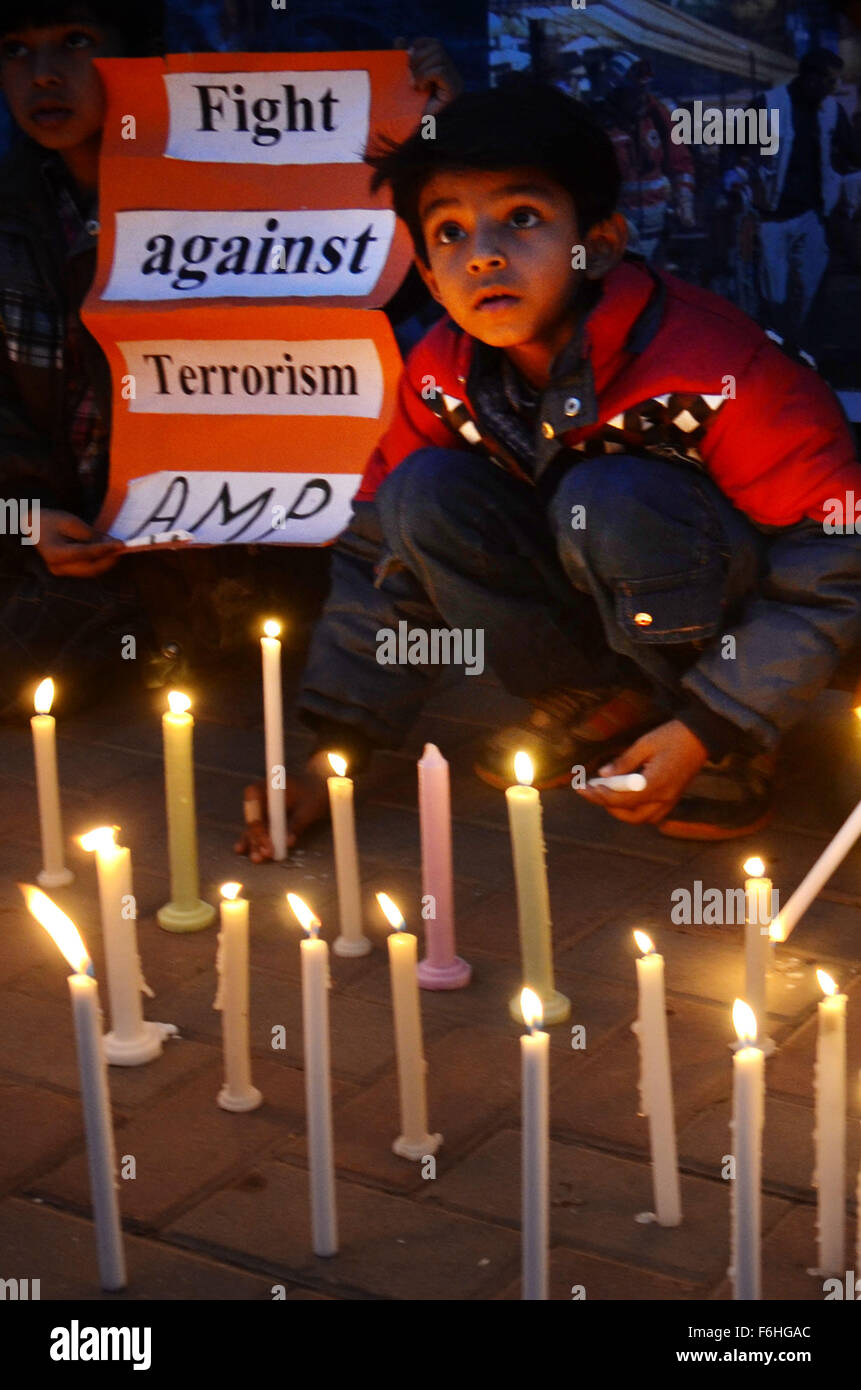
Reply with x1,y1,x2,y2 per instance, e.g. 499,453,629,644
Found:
221,882,242,902
327,752,347,777
768,912,785,943
743,856,765,878
520,986,543,1030
732,997,758,1045
167,690,191,715
79,825,118,854
514,751,533,787
816,968,838,997
263,619,281,639
287,892,320,934
34,678,54,715
376,891,405,930
20,884,90,975
633,929,654,955
854,707,861,722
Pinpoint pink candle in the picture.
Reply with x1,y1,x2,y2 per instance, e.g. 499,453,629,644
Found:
416,744,471,990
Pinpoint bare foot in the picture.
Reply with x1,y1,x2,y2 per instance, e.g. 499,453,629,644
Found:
234,782,273,863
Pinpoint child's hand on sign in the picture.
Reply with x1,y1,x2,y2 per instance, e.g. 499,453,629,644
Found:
36,510,124,579
395,37,464,114
234,757,331,863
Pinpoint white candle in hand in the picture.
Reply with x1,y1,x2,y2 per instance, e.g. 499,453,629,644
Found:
633,931,681,1226
20,886,126,1291
377,892,442,1162
327,754,371,957
287,893,338,1256
30,679,73,888
261,621,287,861
214,884,262,1112
730,999,764,1301
520,987,549,1301
814,969,847,1275
742,857,775,1057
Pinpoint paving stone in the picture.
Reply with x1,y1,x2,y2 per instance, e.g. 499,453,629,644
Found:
496,1246,705,1301
434,1130,791,1284
166,1158,519,1299
0,1196,275,1299
32,1057,348,1230
710,1203,859,1301
0,1083,83,1196
676,1095,861,1200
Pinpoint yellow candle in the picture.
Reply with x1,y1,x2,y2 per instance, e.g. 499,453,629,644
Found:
157,692,215,933
377,893,442,1162
505,753,569,1025
215,884,262,1112
30,679,74,888
327,754,370,957
261,620,287,861
814,970,846,1275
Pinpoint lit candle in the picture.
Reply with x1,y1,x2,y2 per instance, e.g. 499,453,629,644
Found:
814,969,847,1275
742,857,776,1057
633,931,681,1226
505,752,570,1025
157,691,215,933
214,884,262,1112
287,893,338,1256
520,986,549,1301
416,743,471,989
261,620,287,862
30,679,73,888
326,754,371,957
730,999,764,1301
20,885,126,1290
80,826,162,1066
377,892,442,1161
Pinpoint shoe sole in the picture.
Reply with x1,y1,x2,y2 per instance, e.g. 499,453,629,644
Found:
657,807,774,841
472,740,632,793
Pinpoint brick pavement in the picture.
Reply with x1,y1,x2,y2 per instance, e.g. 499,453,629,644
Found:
1,660,859,1302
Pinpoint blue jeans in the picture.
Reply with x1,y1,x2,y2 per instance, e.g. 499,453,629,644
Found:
375,447,767,707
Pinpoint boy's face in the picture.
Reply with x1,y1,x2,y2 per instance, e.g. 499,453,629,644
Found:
415,167,593,373
0,14,126,153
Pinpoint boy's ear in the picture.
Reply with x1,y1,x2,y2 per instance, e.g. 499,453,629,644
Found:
583,212,628,280
413,254,445,305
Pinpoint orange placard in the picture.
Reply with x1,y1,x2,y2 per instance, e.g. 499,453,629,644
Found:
84,51,425,544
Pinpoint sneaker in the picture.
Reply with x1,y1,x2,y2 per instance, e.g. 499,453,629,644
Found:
474,685,661,790
658,750,776,840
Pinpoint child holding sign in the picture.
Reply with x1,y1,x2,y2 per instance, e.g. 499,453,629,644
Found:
239,83,861,852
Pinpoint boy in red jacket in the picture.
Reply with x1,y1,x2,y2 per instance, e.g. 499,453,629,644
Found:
239,83,861,856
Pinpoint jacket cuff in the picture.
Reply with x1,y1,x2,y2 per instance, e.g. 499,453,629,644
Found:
676,699,756,761
299,713,377,775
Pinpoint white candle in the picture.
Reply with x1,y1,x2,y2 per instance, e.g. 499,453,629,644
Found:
814,969,846,1275
21,886,126,1290
505,753,569,1025
157,691,215,933
326,754,371,957
214,884,262,1112
730,999,764,1301
377,893,442,1161
416,743,471,988
80,827,162,1066
520,987,549,1300
261,620,287,861
287,894,338,1256
30,679,73,888
743,857,775,1057
633,931,681,1226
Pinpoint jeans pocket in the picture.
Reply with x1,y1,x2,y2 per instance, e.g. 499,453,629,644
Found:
615,564,725,645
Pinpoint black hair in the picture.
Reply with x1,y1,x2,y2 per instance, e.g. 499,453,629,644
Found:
0,1,164,55
799,46,844,73
366,80,620,266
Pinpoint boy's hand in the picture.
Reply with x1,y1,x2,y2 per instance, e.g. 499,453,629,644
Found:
36,510,124,578
234,754,331,863
576,719,708,825
394,37,464,114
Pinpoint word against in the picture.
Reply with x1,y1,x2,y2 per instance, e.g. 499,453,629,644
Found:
104,209,394,300
121,339,383,418
670,103,779,157
0,497,39,544
109,471,359,546
376,621,485,676
670,881,777,926
50,1322,152,1370
0,1278,40,1299
163,70,369,163
823,1271,861,1299
823,493,861,533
